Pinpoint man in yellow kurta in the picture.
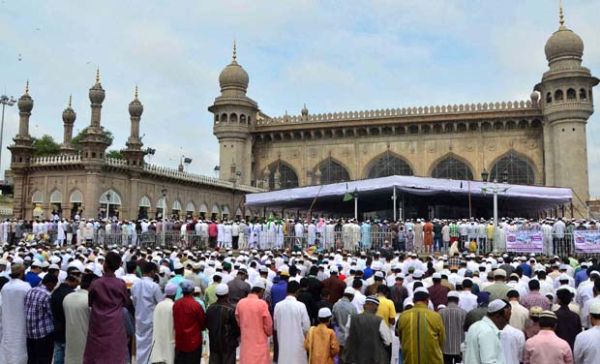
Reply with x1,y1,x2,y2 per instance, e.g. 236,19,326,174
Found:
304,307,340,364
397,287,445,364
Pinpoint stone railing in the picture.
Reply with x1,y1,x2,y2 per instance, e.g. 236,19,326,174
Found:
256,99,538,126
143,163,264,193
30,154,82,166
105,157,128,167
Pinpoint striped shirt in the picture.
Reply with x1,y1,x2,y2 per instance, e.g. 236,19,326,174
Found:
24,285,54,339
439,303,467,355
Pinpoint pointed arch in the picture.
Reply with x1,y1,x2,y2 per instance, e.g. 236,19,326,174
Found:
172,199,182,211
211,204,220,214
69,189,83,203
139,195,152,207
316,157,350,184
198,202,208,213
489,150,537,185
186,201,196,212
31,190,44,204
99,189,122,205
49,190,63,204
430,153,474,180
265,160,299,190
222,205,230,216
156,196,167,209
365,151,414,178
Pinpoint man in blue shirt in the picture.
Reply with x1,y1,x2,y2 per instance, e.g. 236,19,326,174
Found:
25,260,43,287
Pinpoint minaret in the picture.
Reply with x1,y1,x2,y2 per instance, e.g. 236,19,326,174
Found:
8,81,36,219
209,42,259,185
123,86,145,167
536,3,599,217
60,95,76,154
80,69,111,162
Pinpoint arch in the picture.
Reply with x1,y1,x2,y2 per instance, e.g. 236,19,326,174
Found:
482,122,492,131
365,151,414,178
456,123,467,132
31,190,44,204
235,208,243,217
579,88,587,100
49,190,63,204
430,154,474,180
172,199,182,211
518,120,529,129
198,203,208,213
69,189,83,203
186,201,196,212
139,195,151,207
546,92,552,104
316,157,350,184
220,113,227,122
567,88,576,100
240,114,247,123
266,160,299,190
156,196,167,209
505,120,516,130
222,205,230,216
230,113,238,123
489,150,536,185
99,189,122,205
554,89,564,101
211,204,220,214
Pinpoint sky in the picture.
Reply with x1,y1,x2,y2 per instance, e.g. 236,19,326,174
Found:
1,0,599,194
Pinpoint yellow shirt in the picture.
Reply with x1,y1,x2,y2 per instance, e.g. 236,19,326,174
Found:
376,295,397,327
304,323,340,364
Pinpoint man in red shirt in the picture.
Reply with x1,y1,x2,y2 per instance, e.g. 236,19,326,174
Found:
208,221,218,248
173,280,206,363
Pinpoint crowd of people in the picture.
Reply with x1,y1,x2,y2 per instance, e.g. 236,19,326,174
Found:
5,215,599,256
0,226,599,364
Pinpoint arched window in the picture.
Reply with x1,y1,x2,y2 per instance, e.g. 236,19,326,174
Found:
367,153,413,178
240,114,246,123
221,113,227,122
139,196,151,207
49,190,63,204
546,92,552,103
32,191,44,204
567,88,577,100
268,162,299,190
318,158,350,184
431,156,473,180
69,190,83,203
555,89,564,101
580,89,587,100
230,113,238,123
490,151,535,185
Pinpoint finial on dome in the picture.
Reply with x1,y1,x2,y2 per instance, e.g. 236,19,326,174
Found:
96,67,100,83
559,0,565,27
134,85,139,99
68,94,72,107
232,40,237,63
25,80,29,95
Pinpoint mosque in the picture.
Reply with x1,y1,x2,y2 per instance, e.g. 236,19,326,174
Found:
7,7,597,220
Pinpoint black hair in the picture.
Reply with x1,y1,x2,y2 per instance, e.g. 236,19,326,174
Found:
143,262,157,275
287,281,301,294
528,279,540,291
41,273,58,285
104,252,122,273
539,316,557,329
507,290,520,299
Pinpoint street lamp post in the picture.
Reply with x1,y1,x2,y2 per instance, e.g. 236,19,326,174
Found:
0,94,17,180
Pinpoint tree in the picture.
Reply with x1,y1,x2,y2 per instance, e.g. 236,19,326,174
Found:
32,135,60,156
71,127,114,151
106,149,124,159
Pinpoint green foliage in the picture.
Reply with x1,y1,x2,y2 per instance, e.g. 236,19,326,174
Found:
32,135,60,156
106,149,124,159
71,127,114,150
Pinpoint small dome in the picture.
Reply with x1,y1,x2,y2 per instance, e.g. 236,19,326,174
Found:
18,93,33,113
219,61,249,92
530,91,540,102
62,107,76,124
544,26,584,62
301,104,309,116
89,69,106,104
129,87,143,117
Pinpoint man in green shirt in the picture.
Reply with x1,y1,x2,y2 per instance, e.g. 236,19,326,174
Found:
205,273,222,306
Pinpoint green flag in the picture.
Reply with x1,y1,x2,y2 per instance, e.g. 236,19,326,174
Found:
343,192,353,202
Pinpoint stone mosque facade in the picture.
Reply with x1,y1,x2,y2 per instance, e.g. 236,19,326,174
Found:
212,13,597,218
8,11,598,220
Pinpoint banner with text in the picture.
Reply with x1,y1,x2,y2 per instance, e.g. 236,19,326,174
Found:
574,231,600,253
506,231,544,253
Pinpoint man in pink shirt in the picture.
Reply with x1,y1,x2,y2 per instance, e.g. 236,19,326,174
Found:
523,310,573,364
235,280,273,364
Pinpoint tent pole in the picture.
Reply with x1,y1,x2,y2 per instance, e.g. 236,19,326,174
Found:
393,185,397,221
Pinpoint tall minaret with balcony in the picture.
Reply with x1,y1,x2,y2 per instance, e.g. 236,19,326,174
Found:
210,43,259,185
79,69,111,164
123,86,145,168
537,6,598,217
60,95,76,154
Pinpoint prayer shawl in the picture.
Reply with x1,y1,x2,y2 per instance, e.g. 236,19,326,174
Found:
0,278,31,364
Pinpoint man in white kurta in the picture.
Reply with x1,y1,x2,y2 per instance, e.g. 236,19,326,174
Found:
150,284,177,364
131,267,163,364
0,267,31,364
63,285,90,364
273,285,311,364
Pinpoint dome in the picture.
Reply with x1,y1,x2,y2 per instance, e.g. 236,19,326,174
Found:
18,82,33,112
89,69,106,104
544,26,584,62
128,87,143,117
62,96,76,124
218,61,249,92
301,104,309,117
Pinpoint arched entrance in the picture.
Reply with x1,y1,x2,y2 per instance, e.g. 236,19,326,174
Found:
99,189,122,219
138,196,151,220
156,197,167,220
186,201,196,219
49,190,63,217
171,200,182,219
32,191,44,219
69,190,83,219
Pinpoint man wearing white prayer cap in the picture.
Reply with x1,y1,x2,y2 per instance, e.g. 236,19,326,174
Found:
464,299,511,364
206,283,239,364
149,283,177,364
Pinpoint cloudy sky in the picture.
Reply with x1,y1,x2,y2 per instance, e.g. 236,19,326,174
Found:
1,1,599,193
